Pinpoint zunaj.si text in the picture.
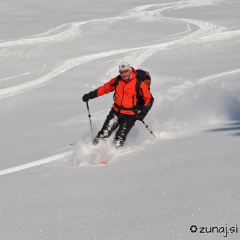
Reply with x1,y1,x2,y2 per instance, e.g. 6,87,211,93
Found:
190,224,238,238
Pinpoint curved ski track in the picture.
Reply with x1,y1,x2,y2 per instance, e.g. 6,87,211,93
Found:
1,0,240,99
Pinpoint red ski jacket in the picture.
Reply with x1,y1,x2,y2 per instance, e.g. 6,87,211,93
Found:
96,68,153,115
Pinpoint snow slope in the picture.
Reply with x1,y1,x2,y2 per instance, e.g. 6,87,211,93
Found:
0,0,240,239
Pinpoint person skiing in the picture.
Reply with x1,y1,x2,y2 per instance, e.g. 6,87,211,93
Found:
82,61,154,147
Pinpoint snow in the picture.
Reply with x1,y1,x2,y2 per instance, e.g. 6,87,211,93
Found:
0,0,240,239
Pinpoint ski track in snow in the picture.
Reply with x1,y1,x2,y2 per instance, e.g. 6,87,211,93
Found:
0,142,138,176
0,72,30,82
0,151,72,177
1,0,240,174
1,0,239,100
157,68,240,104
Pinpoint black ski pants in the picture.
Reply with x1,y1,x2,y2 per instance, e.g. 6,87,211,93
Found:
93,108,136,147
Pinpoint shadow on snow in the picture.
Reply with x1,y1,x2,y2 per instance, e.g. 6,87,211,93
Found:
206,121,240,136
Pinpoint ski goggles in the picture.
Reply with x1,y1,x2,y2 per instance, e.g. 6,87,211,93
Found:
119,69,129,74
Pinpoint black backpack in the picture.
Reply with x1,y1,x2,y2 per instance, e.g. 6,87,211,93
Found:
113,69,151,110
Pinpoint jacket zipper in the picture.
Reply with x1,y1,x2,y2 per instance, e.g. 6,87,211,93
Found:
120,82,126,109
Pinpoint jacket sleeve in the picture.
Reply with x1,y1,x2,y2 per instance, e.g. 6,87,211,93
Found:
139,82,154,112
96,77,117,97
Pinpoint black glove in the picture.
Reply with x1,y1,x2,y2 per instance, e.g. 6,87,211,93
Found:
135,107,148,121
82,93,91,102
82,90,97,102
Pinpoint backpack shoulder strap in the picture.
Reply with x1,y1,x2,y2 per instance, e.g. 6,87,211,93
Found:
111,75,121,100
110,75,121,89
114,75,121,88
135,76,142,99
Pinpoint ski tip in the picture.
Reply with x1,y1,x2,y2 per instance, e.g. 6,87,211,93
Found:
100,162,107,165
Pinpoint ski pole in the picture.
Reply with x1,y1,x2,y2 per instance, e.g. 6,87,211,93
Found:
86,101,93,130
142,120,156,138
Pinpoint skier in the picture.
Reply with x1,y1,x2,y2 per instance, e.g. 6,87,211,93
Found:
82,61,154,147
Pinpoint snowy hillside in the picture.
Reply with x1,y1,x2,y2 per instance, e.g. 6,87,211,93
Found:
0,0,240,239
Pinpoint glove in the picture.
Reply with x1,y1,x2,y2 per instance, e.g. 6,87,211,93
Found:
82,90,97,102
82,93,91,102
135,107,148,121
